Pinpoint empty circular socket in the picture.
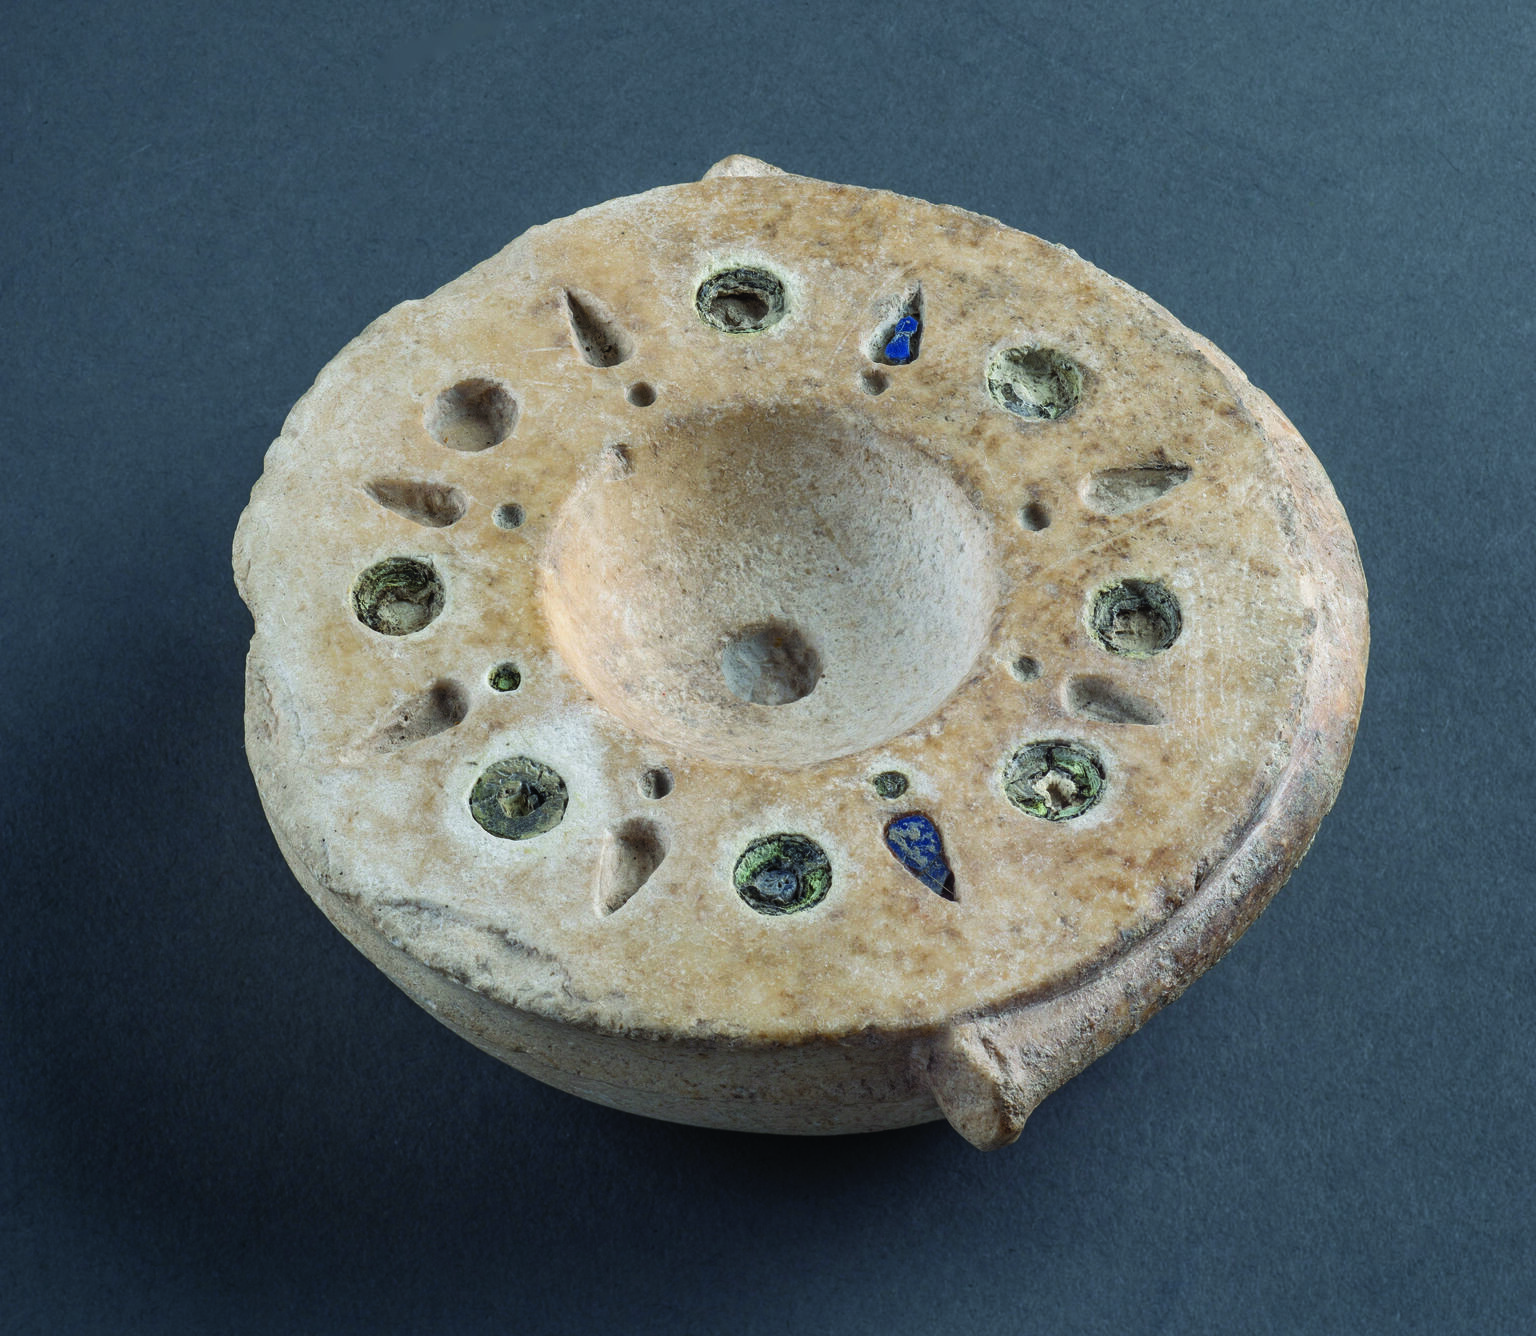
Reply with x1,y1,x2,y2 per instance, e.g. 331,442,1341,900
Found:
986,347,1082,420
696,267,787,333
428,379,517,451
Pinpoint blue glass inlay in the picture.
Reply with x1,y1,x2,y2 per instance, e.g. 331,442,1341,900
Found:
882,314,921,364
884,812,954,899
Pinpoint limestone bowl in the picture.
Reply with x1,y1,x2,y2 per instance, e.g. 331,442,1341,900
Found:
233,156,1367,1148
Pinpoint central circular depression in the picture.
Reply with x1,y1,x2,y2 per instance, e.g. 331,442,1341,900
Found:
542,403,1000,767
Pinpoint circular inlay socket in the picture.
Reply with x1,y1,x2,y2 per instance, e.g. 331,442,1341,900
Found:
696,267,787,333
351,557,444,636
493,502,526,530
860,369,890,396
1089,579,1182,657
733,834,832,915
1001,741,1105,821
428,378,517,451
1009,655,1042,683
720,622,821,706
469,757,567,840
871,770,909,799
986,347,1082,420
626,381,657,407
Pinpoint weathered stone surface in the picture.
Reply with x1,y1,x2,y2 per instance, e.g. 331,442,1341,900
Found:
233,157,1368,1147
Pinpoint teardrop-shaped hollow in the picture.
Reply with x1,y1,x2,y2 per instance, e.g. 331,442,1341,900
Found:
595,819,668,916
565,289,634,367
1062,675,1164,726
366,679,470,752
364,479,468,528
1081,464,1190,516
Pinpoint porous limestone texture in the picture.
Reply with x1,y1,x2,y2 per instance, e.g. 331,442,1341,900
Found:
233,156,1368,1148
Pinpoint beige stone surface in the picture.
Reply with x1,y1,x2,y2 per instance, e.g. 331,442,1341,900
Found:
233,156,1368,1147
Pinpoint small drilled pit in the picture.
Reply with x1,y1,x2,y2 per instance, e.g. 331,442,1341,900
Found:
487,662,521,692
638,766,673,800
235,156,1367,1151
1018,499,1051,531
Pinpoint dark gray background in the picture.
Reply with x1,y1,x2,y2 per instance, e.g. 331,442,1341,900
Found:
2,2,1530,1331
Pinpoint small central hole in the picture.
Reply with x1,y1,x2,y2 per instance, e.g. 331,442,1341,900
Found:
720,622,821,706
